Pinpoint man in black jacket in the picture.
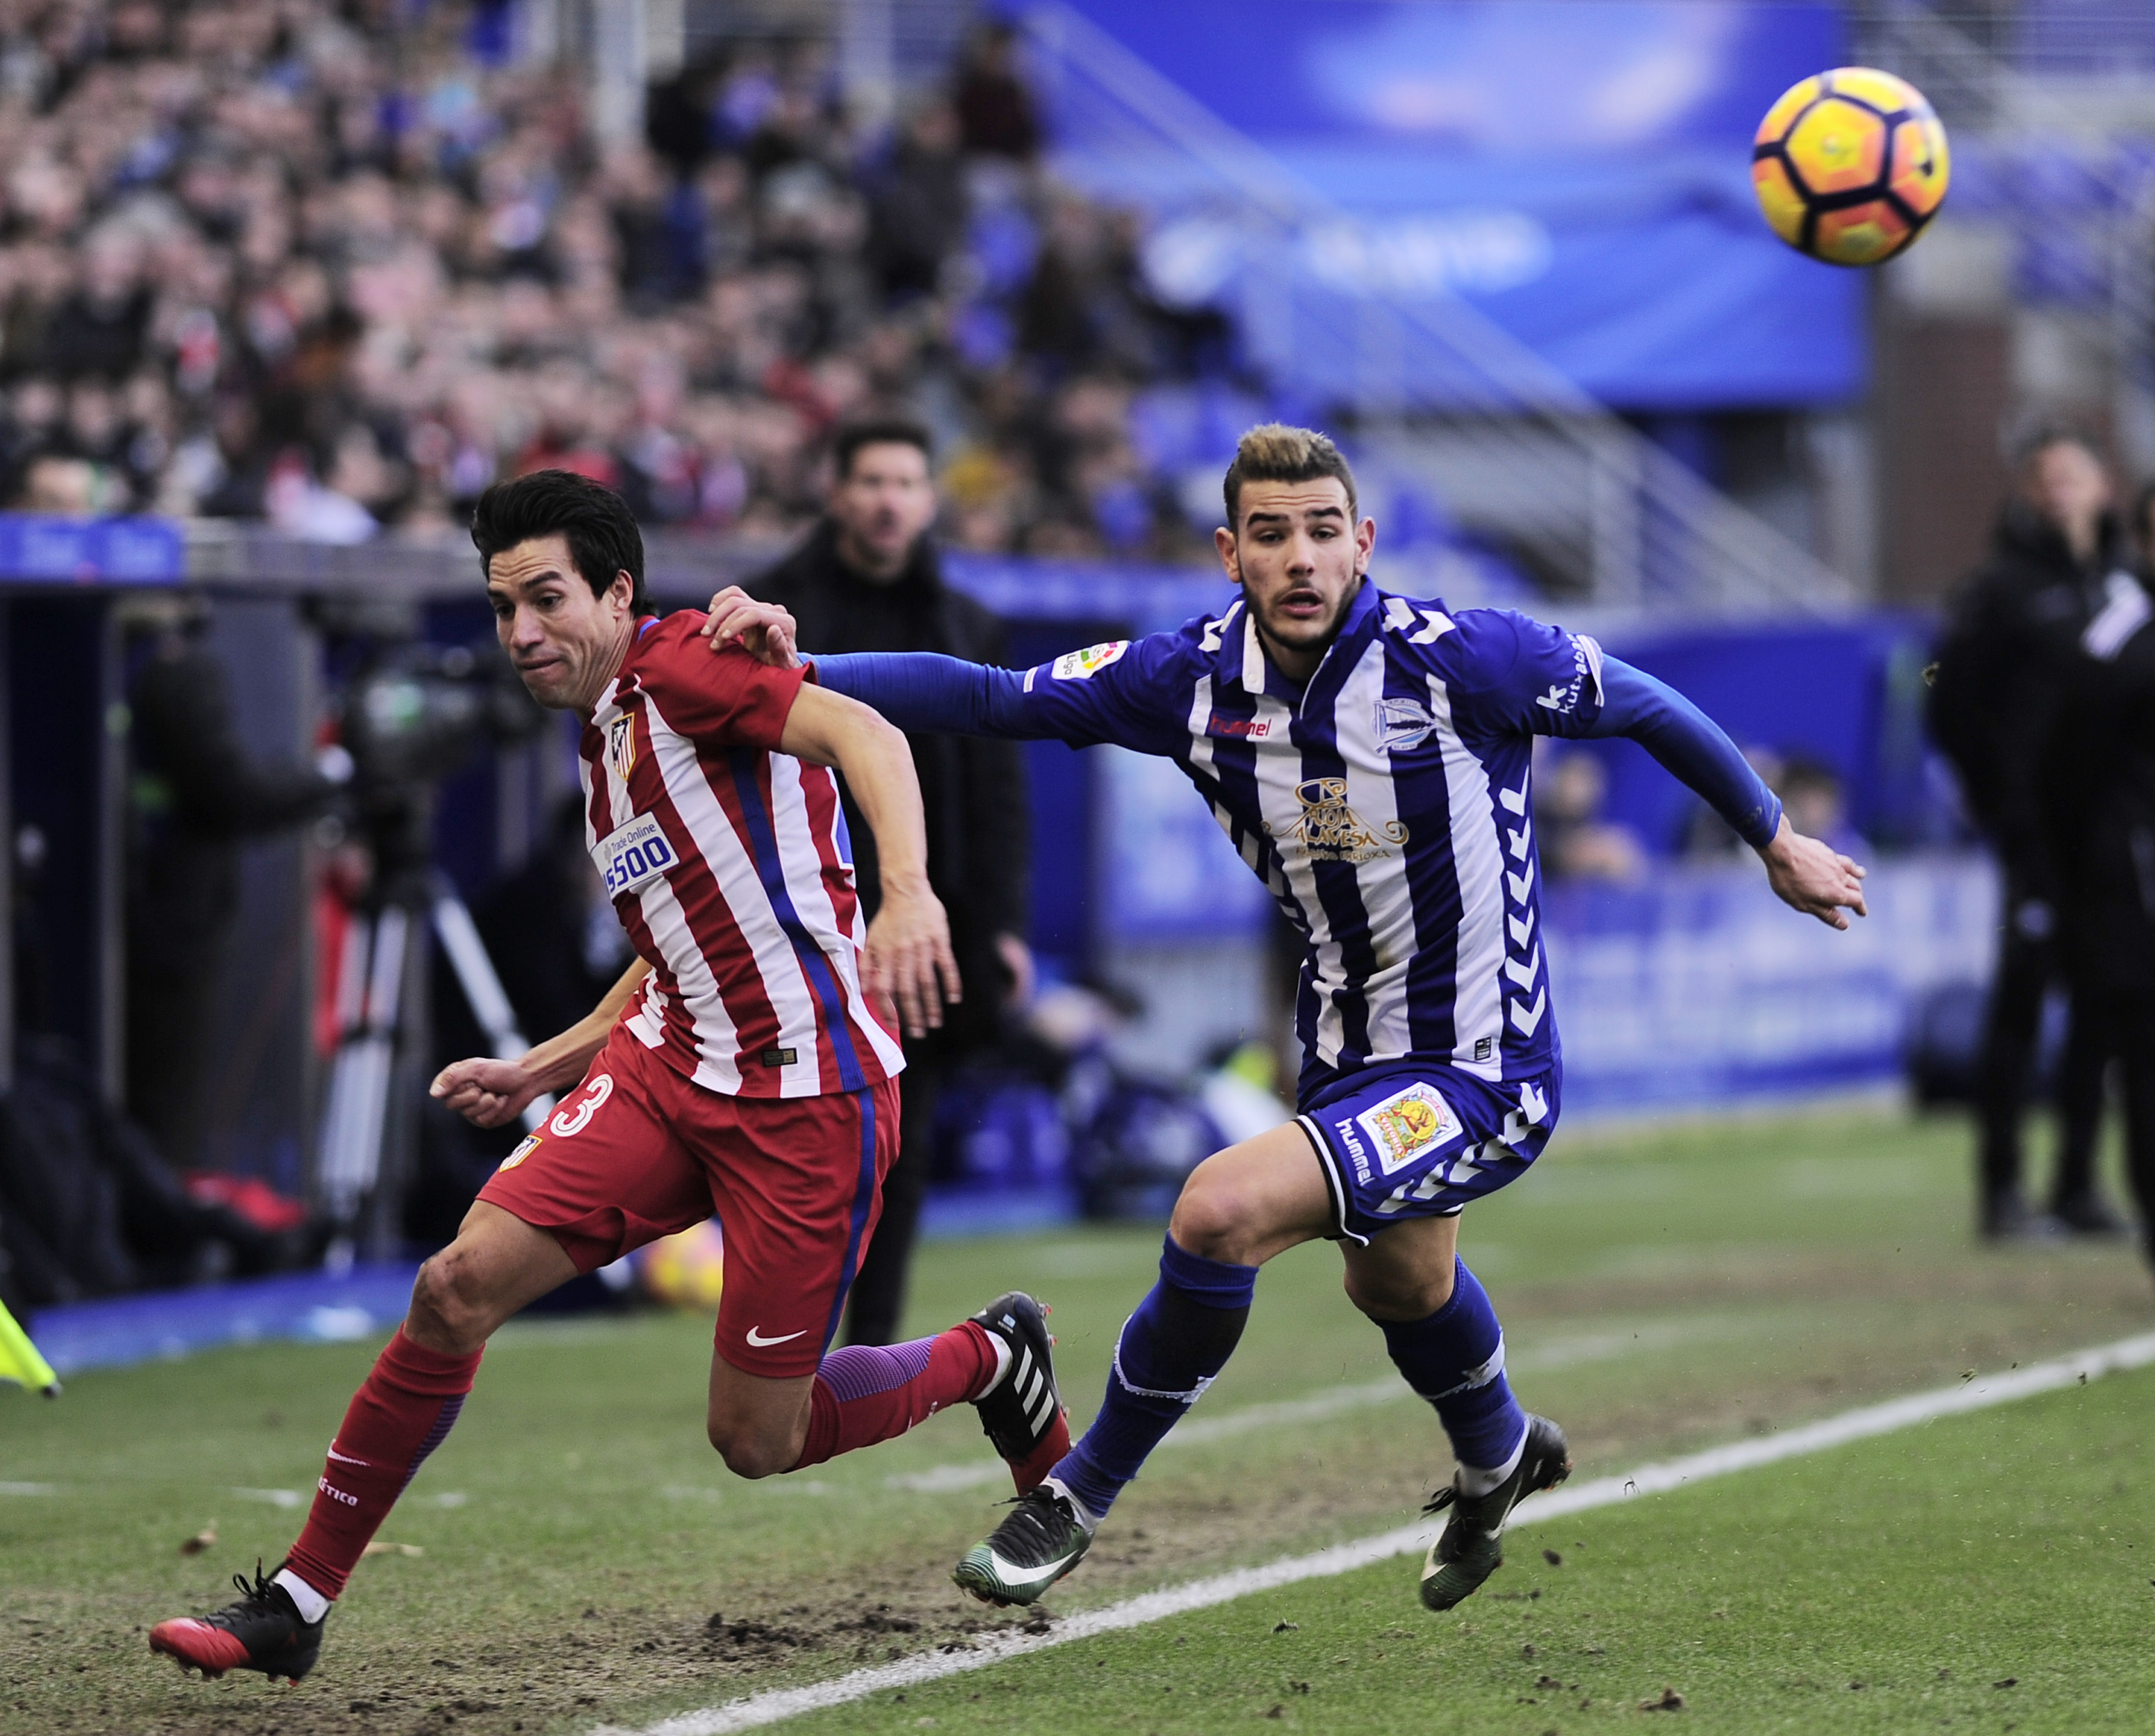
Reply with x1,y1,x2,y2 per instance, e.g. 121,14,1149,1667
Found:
124,594,343,1171
1929,428,2130,1240
747,419,1032,1344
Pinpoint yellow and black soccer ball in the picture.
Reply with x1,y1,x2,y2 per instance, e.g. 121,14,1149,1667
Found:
638,1218,725,1311
1752,67,1949,267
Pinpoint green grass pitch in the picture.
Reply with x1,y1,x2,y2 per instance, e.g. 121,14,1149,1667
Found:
3,1103,2150,1735
792,1361,2155,1736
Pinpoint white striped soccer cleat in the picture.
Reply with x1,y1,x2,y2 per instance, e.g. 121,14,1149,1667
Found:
966,1291,1071,1493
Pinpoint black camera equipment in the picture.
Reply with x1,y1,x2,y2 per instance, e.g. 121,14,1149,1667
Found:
313,626,552,1269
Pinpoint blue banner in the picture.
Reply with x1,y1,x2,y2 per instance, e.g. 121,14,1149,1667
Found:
1046,0,1865,409
0,514,186,583
1545,852,1992,1112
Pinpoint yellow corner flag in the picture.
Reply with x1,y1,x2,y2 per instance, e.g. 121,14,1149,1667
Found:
0,1299,60,1397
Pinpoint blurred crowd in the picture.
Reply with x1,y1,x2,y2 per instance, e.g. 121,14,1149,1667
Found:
1534,740,1865,885
0,1,1233,558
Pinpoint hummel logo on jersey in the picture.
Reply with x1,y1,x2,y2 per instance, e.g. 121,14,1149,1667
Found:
745,1326,806,1347
1207,713,1277,740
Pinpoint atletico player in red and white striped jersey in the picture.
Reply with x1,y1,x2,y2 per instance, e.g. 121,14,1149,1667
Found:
149,471,1070,1687
580,605,908,1100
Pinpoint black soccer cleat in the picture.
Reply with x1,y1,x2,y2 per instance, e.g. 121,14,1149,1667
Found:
953,1483,1094,1606
149,1565,325,1682
2051,1190,2130,1238
967,1291,1071,1492
1419,1413,1572,1612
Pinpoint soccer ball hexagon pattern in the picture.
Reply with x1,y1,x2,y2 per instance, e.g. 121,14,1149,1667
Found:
1752,67,1949,267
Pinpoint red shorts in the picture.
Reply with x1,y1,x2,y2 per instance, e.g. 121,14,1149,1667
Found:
476,1026,900,1378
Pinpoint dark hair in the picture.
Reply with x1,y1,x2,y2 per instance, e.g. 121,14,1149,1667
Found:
471,469,648,613
1222,423,1358,528
1776,754,1842,797
2009,418,2102,473
833,417,933,480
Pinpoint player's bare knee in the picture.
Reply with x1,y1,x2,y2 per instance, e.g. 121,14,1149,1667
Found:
706,1415,793,1479
1168,1169,1253,1263
408,1247,494,1354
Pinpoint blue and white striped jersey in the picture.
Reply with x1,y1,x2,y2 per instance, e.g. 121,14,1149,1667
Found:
973,581,1608,1098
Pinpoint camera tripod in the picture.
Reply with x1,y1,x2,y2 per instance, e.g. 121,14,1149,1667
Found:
316,791,555,1270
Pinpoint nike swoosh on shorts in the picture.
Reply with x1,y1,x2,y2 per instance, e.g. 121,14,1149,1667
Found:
745,1326,807,1347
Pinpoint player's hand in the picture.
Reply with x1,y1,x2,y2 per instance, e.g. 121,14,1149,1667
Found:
864,877,962,1038
430,1057,542,1128
700,586,802,668
1758,816,1867,930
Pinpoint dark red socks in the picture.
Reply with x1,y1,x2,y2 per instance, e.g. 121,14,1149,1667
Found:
284,1328,482,1600
790,1322,995,1470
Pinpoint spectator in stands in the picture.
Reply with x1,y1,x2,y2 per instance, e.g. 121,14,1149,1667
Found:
1929,425,2127,1242
1775,756,1869,862
1535,747,1645,883
1683,745,1783,858
950,22,1041,161
745,418,1032,1345
0,1,1226,561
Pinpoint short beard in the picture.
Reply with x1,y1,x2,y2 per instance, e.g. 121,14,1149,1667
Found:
1251,587,1353,660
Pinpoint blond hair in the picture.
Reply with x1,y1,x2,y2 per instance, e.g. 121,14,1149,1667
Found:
1221,423,1357,529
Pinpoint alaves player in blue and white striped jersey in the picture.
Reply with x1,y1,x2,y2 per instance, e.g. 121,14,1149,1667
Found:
703,423,1868,1616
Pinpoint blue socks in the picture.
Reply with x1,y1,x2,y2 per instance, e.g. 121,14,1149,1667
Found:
1379,1257,1526,1484
1051,1247,1520,1524
1050,1235,1258,1523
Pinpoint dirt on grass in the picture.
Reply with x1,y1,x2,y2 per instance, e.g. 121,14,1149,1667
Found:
14,1240,2151,1736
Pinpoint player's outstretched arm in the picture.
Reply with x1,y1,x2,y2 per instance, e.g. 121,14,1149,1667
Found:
779,681,962,1037
1584,655,1866,930
702,585,1122,745
430,958,653,1127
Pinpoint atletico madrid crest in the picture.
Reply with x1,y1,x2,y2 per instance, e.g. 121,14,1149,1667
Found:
607,711,637,779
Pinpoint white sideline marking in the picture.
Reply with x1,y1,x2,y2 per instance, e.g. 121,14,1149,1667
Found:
0,1481,56,1496
229,1486,305,1509
886,1320,1730,1494
597,1329,2155,1736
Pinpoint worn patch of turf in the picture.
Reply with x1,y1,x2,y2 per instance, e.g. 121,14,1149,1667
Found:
787,1361,2155,1736
0,1105,2146,1735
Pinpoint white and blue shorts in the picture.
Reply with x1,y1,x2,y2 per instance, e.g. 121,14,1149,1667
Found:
1294,1062,1561,1245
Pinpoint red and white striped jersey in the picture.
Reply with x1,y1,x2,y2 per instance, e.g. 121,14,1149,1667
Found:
578,612,904,1098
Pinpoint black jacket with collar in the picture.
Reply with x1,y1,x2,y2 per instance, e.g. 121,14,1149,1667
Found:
747,520,1030,1055
1928,500,2122,898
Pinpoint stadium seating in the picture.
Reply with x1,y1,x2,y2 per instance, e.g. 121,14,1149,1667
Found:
0,2,1249,562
